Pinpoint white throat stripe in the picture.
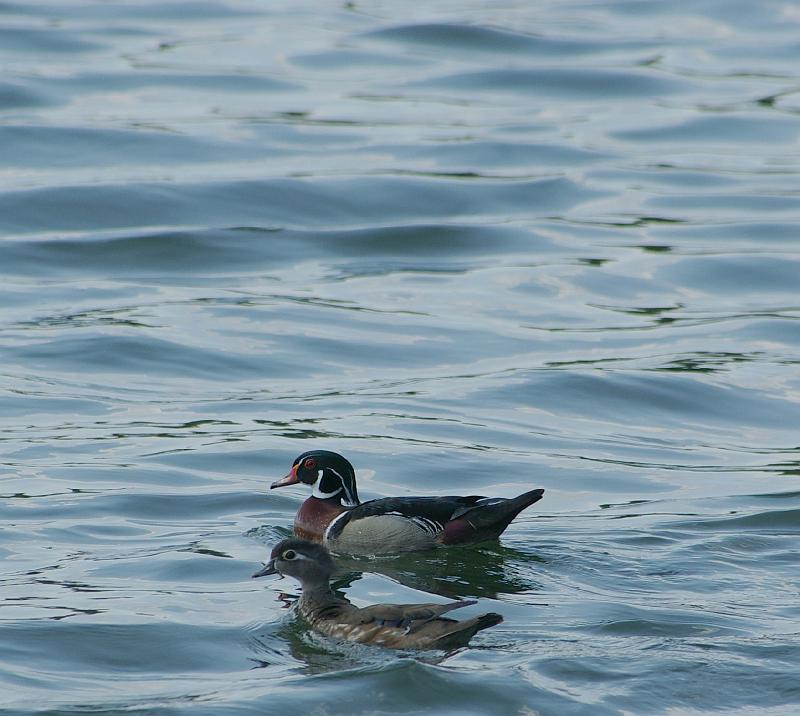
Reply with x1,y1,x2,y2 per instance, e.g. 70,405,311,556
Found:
312,470,342,500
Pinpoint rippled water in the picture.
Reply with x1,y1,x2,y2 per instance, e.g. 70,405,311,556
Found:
3,1,800,714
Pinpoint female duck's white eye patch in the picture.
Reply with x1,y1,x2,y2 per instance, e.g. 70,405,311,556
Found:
282,549,297,560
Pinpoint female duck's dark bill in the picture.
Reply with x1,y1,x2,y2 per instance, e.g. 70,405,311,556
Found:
270,464,299,489
252,560,278,578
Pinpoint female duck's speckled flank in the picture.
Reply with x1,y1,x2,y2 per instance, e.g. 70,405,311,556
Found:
253,538,502,649
270,450,545,554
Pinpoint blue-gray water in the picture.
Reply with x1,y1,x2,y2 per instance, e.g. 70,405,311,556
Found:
2,1,800,714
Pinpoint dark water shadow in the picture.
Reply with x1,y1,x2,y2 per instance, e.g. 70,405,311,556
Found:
331,541,546,599
248,525,547,599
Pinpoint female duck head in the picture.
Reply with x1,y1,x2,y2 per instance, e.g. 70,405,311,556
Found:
252,537,336,584
270,450,360,507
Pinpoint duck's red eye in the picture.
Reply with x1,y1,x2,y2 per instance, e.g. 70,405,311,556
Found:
303,457,316,470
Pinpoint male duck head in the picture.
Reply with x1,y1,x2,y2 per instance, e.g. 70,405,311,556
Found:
252,537,335,584
270,450,360,507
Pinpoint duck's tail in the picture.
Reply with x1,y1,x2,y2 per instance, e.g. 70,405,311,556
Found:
473,612,504,631
433,612,504,649
440,488,544,545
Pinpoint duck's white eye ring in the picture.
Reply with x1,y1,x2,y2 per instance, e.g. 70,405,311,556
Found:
282,549,297,560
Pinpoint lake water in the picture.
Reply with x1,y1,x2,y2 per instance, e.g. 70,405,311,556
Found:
2,1,800,714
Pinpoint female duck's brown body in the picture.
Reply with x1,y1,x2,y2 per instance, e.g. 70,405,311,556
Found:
271,450,545,555
253,538,503,649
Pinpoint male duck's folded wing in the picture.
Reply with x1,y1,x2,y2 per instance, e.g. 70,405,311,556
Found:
327,495,487,539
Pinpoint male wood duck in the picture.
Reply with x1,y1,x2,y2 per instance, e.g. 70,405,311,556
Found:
253,537,503,649
270,449,545,554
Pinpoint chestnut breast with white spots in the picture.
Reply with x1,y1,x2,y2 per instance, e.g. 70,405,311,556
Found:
294,497,346,542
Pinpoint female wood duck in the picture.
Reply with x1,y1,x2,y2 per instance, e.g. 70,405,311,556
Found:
270,449,545,554
253,537,503,649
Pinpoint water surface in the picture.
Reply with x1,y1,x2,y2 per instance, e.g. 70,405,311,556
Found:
2,1,800,714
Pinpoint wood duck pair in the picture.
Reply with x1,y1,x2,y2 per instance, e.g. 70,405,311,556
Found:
270,449,545,555
255,450,543,648
254,537,503,650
